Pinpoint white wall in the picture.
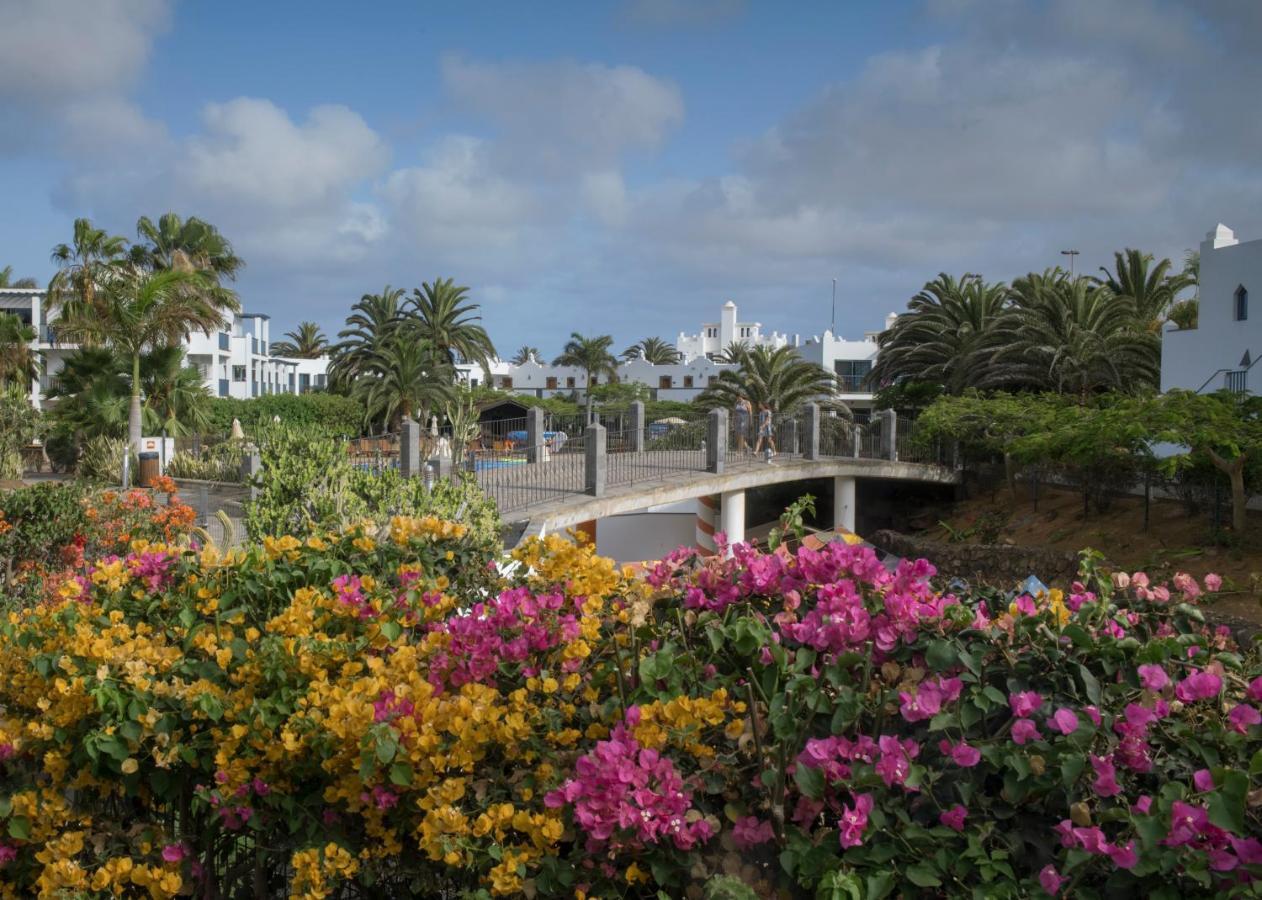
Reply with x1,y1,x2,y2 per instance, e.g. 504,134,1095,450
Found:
1161,224,1262,394
595,509,697,563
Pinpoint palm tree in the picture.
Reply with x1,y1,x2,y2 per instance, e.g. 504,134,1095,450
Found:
697,344,845,415
54,268,222,450
0,266,38,289
48,218,129,325
44,348,130,439
510,345,540,366
404,278,496,371
552,332,619,421
329,285,406,391
870,273,1009,394
131,213,244,282
1093,248,1194,332
271,322,329,358
715,341,751,364
622,336,683,364
0,313,38,389
352,336,454,431
983,270,1160,400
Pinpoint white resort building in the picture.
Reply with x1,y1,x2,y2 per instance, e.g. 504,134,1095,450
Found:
675,300,793,360
2,287,329,409
1161,224,1261,395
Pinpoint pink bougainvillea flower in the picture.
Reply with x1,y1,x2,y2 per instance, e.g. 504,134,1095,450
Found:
1131,795,1152,815
1165,801,1209,847
1050,708,1079,735
1228,704,1261,734
1174,670,1222,703
1108,840,1138,869
1231,837,1262,866
1137,664,1169,692
1039,864,1067,896
1053,819,1075,848
1204,572,1222,591
1193,769,1215,792
939,804,968,832
1011,719,1041,745
949,742,981,768
0,846,15,868
161,844,186,863
899,681,943,723
1083,705,1102,727
1248,677,1262,703
838,793,874,849
1208,849,1240,872
1090,755,1121,798
1009,691,1043,718
1111,571,1131,590
1073,826,1109,855
731,816,775,850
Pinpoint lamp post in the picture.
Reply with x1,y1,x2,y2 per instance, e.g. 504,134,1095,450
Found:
831,278,837,335
1060,249,1079,278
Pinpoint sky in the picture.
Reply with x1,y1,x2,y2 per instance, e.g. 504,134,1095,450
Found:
2,0,1261,358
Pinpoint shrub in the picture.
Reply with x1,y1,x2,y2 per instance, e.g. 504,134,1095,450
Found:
0,524,1256,898
164,441,246,483
206,393,366,437
0,388,39,481
75,435,137,485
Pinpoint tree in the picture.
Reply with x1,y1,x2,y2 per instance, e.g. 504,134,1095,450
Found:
622,336,682,364
697,344,845,415
552,333,619,422
1093,248,1194,332
404,278,496,372
0,266,38,289
1154,390,1262,535
715,341,751,364
0,313,38,389
510,346,540,366
329,286,406,391
982,271,1159,400
138,345,213,436
352,336,454,431
870,273,1009,394
131,213,244,283
1167,299,1199,331
271,322,329,358
53,268,221,450
48,218,129,324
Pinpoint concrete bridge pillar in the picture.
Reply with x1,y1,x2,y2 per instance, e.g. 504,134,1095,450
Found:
526,407,546,464
720,489,745,554
695,494,719,555
834,476,856,533
400,416,421,478
629,400,645,453
803,403,820,460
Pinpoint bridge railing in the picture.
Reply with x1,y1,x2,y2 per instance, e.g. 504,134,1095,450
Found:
609,414,710,488
472,427,587,515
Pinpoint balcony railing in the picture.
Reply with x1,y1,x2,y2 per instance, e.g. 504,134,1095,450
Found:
1225,370,1248,394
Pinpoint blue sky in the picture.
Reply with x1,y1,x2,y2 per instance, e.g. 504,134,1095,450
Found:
2,0,1260,356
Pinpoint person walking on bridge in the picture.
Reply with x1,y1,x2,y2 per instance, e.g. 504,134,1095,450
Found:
753,401,776,461
734,396,752,452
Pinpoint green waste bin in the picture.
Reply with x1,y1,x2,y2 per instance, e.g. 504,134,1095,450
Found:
137,451,161,488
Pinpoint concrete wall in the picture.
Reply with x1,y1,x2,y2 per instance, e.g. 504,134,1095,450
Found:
1161,224,1262,393
595,510,696,563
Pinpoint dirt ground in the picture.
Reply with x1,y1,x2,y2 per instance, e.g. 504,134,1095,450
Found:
921,483,1262,627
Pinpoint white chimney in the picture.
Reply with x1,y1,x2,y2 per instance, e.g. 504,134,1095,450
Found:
885,312,898,331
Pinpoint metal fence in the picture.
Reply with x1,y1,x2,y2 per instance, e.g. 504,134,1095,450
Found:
172,479,251,547
471,427,587,515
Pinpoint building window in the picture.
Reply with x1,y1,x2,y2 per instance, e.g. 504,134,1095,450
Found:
706,327,717,338
566,376,576,388
683,375,694,388
1235,285,1249,322
659,375,672,389
315,374,326,388
546,377,558,389
834,359,873,392
232,365,246,382
299,373,310,392
500,376,513,389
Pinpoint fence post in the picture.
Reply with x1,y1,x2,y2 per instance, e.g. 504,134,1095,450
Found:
853,422,861,458
400,416,421,478
881,409,898,461
240,451,261,503
526,407,546,464
707,409,728,474
585,423,606,497
629,400,645,454
802,404,820,460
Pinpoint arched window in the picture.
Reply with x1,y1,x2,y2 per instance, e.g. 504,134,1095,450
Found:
1235,285,1249,322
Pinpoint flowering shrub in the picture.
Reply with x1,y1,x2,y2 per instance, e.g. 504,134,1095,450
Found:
0,517,1257,898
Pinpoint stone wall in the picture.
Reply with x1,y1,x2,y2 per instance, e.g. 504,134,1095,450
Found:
869,530,1080,588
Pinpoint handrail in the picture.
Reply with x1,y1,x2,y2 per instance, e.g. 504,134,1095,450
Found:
1192,349,1260,394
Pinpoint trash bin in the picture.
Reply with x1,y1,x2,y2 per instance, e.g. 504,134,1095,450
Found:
137,451,161,487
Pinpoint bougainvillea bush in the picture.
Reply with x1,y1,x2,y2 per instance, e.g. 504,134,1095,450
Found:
0,519,1257,899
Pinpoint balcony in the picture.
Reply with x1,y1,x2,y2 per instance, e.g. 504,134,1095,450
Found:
219,332,229,351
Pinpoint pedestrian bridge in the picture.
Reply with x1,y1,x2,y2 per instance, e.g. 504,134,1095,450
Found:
439,404,961,549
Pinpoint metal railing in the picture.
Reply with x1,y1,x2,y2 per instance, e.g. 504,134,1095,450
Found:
171,479,250,548
472,429,587,514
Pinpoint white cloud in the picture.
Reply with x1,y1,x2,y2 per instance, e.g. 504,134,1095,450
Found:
0,0,170,103
440,56,684,175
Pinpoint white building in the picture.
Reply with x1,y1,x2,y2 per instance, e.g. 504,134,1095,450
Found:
1161,224,1260,395
798,313,896,416
462,356,735,403
675,300,793,361
2,288,328,408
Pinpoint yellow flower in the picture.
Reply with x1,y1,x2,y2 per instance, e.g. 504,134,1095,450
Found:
121,758,139,774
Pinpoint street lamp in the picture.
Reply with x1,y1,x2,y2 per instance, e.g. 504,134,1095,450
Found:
1060,249,1080,278
831,278,837,335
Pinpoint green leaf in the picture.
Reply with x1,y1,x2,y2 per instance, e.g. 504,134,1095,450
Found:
1076,664,1101,705
1061,755,1085,787
925,639,958,672
375,734,398,764
865,872,895,900
7,817,29,841
1208,770,1248,835
388,763,413,786
380,621,402,641
905,863,941,888
793,763,825,800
